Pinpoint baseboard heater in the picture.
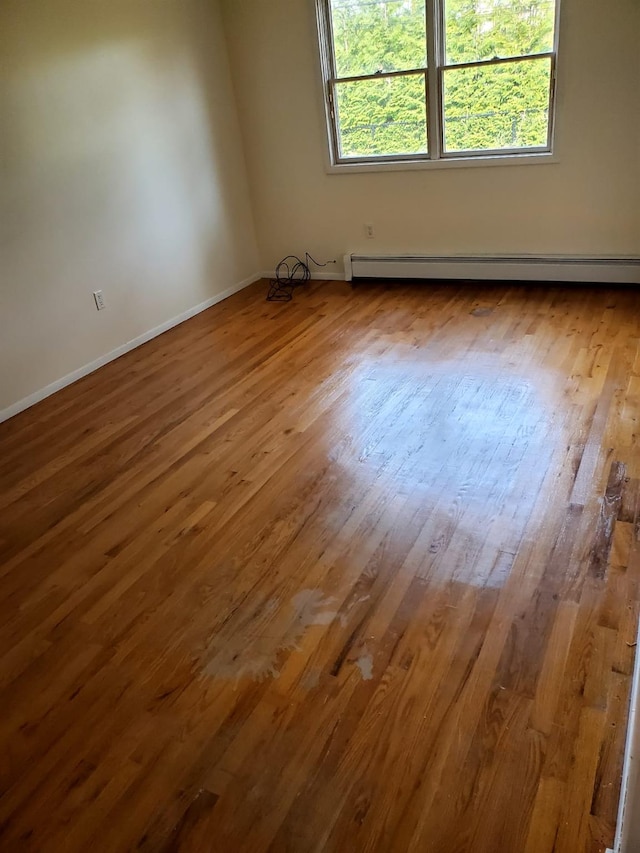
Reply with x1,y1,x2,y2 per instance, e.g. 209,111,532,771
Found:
343,254,640,285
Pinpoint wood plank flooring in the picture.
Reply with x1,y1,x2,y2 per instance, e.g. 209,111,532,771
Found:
1,278,640,852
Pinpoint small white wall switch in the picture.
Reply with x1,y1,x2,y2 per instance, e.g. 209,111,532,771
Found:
93,290,106,311
365,223,375,239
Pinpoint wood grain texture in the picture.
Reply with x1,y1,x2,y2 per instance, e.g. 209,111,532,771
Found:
1,279,639,852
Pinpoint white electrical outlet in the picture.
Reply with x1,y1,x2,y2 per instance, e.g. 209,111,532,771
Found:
93,290,106,311
365,223,375,239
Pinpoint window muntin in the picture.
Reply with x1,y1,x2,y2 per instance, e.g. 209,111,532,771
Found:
319,0,558,165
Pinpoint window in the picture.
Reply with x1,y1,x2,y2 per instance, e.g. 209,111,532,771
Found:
315,0,559,166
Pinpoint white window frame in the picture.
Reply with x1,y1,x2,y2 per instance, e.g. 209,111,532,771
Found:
314,0,561,172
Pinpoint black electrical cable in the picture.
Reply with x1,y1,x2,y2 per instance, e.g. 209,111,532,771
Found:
267,253,332,302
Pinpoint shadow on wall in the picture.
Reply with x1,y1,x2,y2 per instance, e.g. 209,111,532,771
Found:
0,0,257,412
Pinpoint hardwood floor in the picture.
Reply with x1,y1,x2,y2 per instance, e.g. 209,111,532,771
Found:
1,278,639,852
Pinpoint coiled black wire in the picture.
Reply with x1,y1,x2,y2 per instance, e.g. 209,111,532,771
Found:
267,253,330,302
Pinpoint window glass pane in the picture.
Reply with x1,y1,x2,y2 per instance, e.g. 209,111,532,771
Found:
329,0,427,78
335,74,428,158
444,0,555,65
442,57,551,152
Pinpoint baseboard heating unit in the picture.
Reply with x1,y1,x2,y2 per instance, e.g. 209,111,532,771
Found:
343,254,640,285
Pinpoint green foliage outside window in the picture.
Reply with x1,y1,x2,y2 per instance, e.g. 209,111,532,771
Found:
329,0,556,157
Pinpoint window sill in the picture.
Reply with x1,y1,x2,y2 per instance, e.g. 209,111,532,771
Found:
325,151,559,175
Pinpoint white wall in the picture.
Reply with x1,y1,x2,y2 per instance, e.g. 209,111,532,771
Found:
0,0,259,414
221,0,640,274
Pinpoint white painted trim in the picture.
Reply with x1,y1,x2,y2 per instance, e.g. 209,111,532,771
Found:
612,618,640,853
347,254,640,285
261,270,345,282
325,152,560,175
0,272,263,425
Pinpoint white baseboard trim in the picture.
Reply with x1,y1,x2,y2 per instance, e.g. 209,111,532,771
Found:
611,617,640,853
0,272,262,425
261,270,345,282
